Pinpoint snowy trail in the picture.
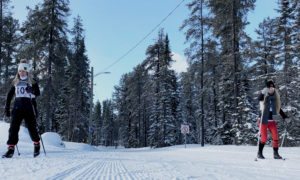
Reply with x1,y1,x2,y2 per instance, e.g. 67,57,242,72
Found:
0,122,300,180
1,144,300,180
2,145,300,180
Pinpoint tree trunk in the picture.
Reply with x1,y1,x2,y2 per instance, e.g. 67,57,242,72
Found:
213,66,218,127
46,0,55,131
200,0,205,147
232,0,240,124
0,0,3,79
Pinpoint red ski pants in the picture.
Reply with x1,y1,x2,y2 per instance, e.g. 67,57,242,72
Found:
258,120,279,148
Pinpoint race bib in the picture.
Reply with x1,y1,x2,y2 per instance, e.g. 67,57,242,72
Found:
15,81,36,98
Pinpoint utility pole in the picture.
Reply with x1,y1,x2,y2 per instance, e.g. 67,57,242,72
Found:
89,67,94,144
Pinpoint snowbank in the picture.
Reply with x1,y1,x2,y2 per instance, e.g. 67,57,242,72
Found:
42,132,65,148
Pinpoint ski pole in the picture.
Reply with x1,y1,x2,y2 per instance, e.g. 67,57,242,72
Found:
39,134,46,156
280,120,288,148
29,90,46,156
255,109,264,161
15,144,20,156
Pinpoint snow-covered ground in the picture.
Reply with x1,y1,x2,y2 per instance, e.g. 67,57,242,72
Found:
0,121,300,180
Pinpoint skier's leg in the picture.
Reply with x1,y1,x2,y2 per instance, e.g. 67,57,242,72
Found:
258,121,267,159
24,108,40,143
7,109,23,145
24,108,40,157
269,121,282,159
3,109,22,158
259,122,268,144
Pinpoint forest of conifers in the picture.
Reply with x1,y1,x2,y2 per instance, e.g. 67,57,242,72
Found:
0,0,299,148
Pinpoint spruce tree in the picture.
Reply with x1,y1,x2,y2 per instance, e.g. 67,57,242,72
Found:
93,101,102,146
102,100,115,146
207,0,255,125
65,15,90,142
37,0,70,131
1,14,18,98
113,74,131,147
145,30,178,147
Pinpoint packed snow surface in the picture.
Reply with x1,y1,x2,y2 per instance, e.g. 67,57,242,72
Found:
0,121,299,180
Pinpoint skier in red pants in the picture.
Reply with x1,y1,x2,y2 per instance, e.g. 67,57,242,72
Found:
257,80,289,159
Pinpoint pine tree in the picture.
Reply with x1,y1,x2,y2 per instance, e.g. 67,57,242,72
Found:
180,0,212,146
36,0,70,131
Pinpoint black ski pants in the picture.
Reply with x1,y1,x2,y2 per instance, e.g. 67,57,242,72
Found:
7,108,40,145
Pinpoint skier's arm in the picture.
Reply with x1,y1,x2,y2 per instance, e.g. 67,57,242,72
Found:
5,86,15,109
258,93,264,101
32,80,40,97
258,94,264,116
279,108,288,119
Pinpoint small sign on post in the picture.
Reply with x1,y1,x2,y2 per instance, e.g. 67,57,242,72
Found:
181,124,189,148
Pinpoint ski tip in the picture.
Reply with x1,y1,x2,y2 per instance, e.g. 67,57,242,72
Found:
254,158,258,161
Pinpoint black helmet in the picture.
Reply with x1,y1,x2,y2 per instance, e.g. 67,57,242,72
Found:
266,79,275,88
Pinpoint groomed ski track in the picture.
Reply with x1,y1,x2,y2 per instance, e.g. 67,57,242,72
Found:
1,144,300,180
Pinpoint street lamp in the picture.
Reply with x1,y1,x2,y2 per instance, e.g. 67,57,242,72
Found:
89,67,111,145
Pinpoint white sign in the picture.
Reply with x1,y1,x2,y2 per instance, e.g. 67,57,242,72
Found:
181,125,189,134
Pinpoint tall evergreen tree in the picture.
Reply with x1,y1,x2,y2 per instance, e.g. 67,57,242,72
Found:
180,0,211,146
113,74,131,147
65,15,90,142
0,0,10,75
253,17,277,77
207,0,256,126
145,30,178,147
101,100,115,146
93,101,102,146
179,65,198,144
36,0,70,131
0,0,12,108
274,0,300,146
1,14,19,98
274,0,296,106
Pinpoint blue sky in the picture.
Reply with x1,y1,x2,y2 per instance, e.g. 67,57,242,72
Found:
10,0,279,103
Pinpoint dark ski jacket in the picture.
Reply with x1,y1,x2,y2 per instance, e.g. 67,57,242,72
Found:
258,93,287,124
5,79,40,112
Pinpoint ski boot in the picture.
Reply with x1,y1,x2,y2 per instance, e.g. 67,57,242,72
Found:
257,142,265,159
273,147,282,159
2,146,15,158
34,142,40,158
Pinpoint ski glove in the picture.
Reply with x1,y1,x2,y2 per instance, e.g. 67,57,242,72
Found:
26,85,33,94
5,107,10,117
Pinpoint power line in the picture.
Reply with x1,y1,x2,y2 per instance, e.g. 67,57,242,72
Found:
98,0,186,73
